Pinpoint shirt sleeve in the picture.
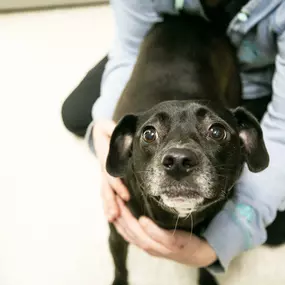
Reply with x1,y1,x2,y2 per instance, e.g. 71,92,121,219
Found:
91,0,162,122
202,29,285,273
85,0,161,153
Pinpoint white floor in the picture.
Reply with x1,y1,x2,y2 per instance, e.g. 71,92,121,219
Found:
0,5,285,285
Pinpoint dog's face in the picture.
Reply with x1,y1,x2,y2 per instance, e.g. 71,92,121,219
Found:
107,101,269,217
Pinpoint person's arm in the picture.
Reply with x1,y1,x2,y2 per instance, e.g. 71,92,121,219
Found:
85,0,163,220
92,0,162,122
86,0,162,152
202,29,285,272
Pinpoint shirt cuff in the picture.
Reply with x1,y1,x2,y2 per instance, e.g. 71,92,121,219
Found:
84,121,96,155
201,200,259,273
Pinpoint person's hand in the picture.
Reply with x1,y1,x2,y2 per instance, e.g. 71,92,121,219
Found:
114,196,217,267
93,120,130,222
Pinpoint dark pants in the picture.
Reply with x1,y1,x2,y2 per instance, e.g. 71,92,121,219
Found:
61,56,108,137
61,56,271,137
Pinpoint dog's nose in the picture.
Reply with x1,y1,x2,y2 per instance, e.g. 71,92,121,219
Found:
162,148,198,180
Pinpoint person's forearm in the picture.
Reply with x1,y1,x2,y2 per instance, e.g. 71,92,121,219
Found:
86,0,161,151
91,61,135,122
203,128,285,273
203,28,285,273
91,0,162,122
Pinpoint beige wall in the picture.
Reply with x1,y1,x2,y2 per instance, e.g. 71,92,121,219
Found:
0,0,106,11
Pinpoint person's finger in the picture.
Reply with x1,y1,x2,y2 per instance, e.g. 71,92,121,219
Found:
107,174,130,201
139,216,185,251
113,221,133,243
116,197,172,256
115,216,136,241
101,177,119,222
116,215,164,257
140,216,206,262
114,219,160,257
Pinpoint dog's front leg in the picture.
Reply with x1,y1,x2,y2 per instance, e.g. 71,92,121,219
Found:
109,223,129,285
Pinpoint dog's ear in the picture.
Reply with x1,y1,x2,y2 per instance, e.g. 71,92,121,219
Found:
232,107,269,172
106,114,138,177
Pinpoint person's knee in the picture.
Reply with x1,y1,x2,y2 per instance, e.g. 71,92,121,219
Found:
61,96,87,137
61,57,107,137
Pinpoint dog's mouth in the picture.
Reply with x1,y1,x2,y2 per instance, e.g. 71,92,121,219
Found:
147,181,225,217
161,188,202,199
149,186,205,216
158,182,217,200
142,162,223,216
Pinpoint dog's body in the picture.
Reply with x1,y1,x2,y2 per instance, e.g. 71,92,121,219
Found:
113,15,241,122
111,14,244,232
105,14,281,285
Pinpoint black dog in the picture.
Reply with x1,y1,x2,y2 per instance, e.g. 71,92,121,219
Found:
105,14,271,285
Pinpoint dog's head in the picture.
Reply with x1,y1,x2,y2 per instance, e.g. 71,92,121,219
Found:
106,101,269,217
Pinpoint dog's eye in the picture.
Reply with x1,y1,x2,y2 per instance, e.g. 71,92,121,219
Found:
208,124,227,141
142,127,157,143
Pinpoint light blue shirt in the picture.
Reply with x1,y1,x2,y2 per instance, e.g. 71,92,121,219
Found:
89,0,285,272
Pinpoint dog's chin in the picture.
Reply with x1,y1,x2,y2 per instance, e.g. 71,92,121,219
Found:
159,193,204,217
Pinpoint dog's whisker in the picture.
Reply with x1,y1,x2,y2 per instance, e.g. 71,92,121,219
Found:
215,173,230,176
172,215,180,237
188,212,194,242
